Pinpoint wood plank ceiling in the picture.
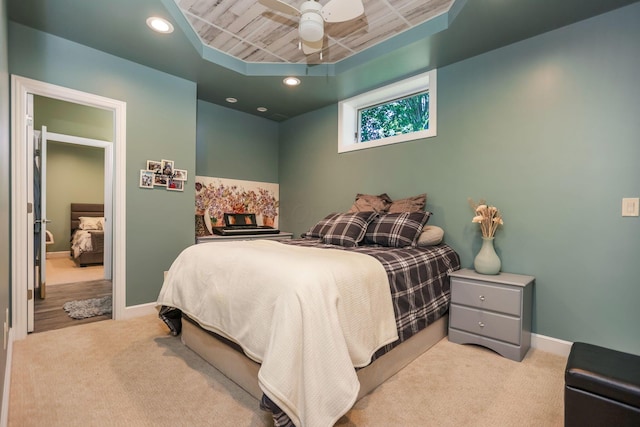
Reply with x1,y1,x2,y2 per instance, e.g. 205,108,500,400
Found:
176,0,453,64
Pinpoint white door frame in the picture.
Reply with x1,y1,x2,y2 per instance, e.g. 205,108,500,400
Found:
11,75,127,340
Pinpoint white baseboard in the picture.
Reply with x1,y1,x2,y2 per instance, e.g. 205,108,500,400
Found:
1,328,14,427
531,333,572,357
46,251,70,259
118,302,574,357
120,302,158,320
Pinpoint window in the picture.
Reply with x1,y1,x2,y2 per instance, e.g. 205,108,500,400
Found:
359,90,430,143
338,69,437,153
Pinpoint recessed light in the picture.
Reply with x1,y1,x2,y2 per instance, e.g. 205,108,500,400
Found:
283,77,301,86
257,107,268,112
226,97,238,103
146,17,174,34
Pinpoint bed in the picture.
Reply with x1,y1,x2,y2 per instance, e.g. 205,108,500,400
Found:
158,204,461,427
70,203,105,267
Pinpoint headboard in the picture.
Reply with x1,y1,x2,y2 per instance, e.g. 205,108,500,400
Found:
70,203,104,232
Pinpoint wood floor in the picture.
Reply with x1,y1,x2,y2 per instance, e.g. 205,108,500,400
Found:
33,279,112,334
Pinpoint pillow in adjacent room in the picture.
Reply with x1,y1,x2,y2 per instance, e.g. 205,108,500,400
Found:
387,193,427,213
416,225,444,246
302,213,342,238
348,193,393,213
78,216,102,230
322,211,377,247
365,211,431,247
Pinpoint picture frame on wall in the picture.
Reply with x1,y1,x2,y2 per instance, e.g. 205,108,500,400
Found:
167,178,184,192
154,173,168,187
146,160,162,172
161,159,174,176
173,169,188,181
139,170,154,188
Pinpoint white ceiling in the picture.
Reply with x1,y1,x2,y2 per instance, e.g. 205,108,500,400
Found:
176,0,453,64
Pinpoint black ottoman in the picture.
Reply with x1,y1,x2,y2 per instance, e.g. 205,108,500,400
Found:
565,342,640,427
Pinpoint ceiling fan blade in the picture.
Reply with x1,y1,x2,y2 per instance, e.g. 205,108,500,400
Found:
258,0,300,16
301,39,323,55
320,0,364,23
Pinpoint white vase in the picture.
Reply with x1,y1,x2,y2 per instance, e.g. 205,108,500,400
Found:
474,236,501,275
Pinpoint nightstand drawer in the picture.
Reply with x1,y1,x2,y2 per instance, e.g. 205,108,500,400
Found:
450,304,521,345
451,278,521,316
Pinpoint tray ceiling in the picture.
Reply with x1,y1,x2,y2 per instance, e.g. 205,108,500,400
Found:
176,0,453,64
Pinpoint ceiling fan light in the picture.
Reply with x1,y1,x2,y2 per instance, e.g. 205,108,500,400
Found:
299,13,324,42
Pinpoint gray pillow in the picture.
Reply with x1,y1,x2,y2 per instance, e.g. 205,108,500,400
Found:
416,225,444,246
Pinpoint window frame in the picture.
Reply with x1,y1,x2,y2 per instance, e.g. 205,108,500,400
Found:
338,69,437,153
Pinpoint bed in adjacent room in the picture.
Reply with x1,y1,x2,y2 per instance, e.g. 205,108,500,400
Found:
70,203,105,267
157,194,461,427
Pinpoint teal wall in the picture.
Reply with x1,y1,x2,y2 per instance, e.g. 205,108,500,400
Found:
196,100,279,183
280,4,640,354
3,1,638,365
0,0,11,412
33,95,113,141
9,22,197,306
44,142,104,252
34,96,110,253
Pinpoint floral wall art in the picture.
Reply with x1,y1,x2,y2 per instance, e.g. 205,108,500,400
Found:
195,176,280,236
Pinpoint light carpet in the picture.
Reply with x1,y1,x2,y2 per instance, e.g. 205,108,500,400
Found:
9,315,567,426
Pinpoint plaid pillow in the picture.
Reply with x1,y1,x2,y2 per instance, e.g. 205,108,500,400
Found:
302,213,341,238
322,212,377,247
365,211,432,247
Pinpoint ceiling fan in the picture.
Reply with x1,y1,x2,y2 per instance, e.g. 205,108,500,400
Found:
259,0,365,56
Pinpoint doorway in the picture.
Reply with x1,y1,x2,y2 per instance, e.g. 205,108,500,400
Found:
31,99,111,332
11,75,127,340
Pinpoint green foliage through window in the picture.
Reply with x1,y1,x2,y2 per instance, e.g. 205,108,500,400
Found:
358,91,429,143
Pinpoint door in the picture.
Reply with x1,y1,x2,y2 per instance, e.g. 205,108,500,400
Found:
36,126,50,300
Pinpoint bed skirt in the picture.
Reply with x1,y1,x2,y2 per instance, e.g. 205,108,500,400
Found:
180,313,448,402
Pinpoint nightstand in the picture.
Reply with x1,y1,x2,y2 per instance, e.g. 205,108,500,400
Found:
448,268,534,362
195,232,293,244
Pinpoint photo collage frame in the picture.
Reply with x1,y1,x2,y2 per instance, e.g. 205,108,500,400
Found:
139,159,187,192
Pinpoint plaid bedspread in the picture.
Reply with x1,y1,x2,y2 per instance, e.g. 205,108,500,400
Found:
283,239,461,356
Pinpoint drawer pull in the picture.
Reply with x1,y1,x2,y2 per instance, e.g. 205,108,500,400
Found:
479,295,485,301
478,321,485,328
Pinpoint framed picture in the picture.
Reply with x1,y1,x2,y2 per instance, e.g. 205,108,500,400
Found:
139,170,155,188
161,159,174,177
173,169,188,181
154,173,168,187
146,160,162,173
167,178,184,192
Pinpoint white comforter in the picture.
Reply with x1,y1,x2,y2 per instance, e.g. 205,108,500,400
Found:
157,240,398,427
71,230,93,258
